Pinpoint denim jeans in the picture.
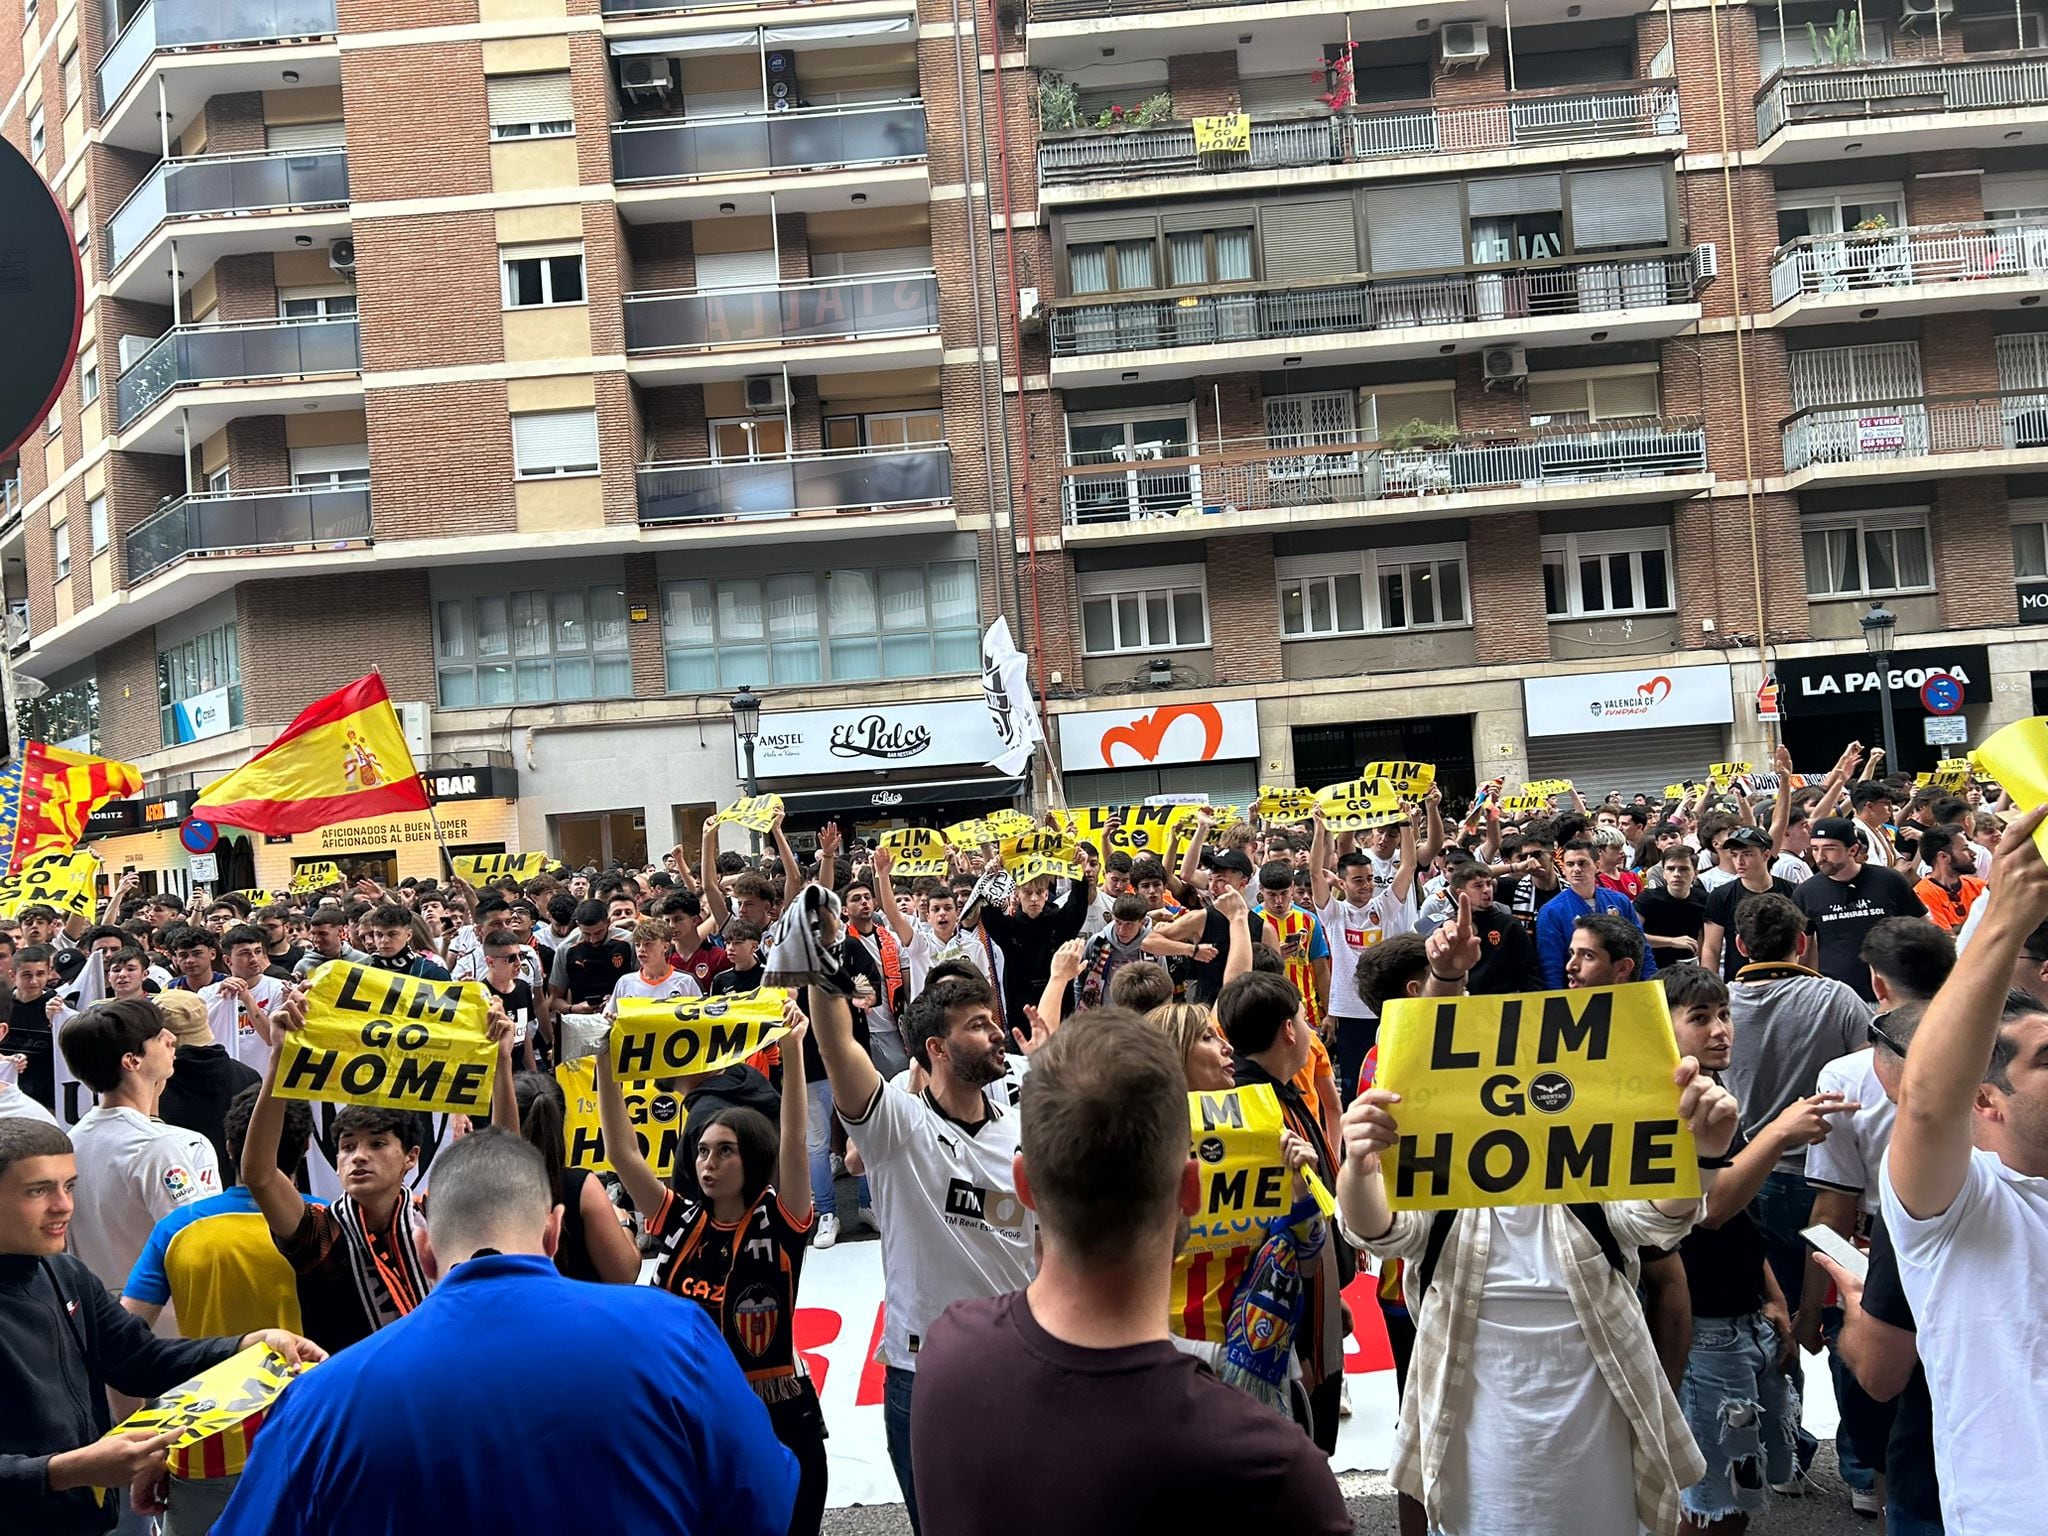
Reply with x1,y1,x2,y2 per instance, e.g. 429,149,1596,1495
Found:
884,1364,921,1535
1746,1168,1822,1472
1677,1312,1797,1521
1330,1015,1376,1108
806,1078,868,1215
1887,1499,1944,1535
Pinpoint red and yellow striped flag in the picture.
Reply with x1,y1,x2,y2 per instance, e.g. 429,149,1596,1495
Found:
12,742,143,873
193,673,428,835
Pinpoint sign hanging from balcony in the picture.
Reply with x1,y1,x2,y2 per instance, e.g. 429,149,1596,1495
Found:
742,699,1009,779
1856,413,1906,455
1192,114,1250,154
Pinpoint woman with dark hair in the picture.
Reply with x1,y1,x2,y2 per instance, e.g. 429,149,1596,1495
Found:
513,1071,640,1285
595,999,826,1536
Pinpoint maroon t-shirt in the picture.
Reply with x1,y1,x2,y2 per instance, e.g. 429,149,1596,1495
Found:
909,1290,1351,1536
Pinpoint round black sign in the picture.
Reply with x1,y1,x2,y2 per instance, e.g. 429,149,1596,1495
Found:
0,137,84,460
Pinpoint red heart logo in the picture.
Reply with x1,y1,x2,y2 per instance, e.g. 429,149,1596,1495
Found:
1635,675,1673,704
1097,704,1226,766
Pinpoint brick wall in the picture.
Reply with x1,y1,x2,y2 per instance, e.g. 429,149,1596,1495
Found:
1906,152,1986,226
1468,512,1550,664
1668,6,1759,158
640,384,708,461
1206,534,1281,685
626,223,694,292
354,209,503,371
339,43,491,202
96,628,163,764
203,93,268,153
776,212,810,284
107,450,186,588
213,253,279,323
582,202,626,356
237,570,435,721
1922,311,2000,399
337,0,476,32
623,552,666,696
226,417,291,489
1672,491,1810,647
1933,480,2017,629
1166,53,1239,117
364,380,515,539
595,369,638,525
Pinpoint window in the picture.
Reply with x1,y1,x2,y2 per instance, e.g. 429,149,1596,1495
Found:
1277,545,1468,638
2014,516,2048,583
61,48,80,107
1801,510,1932,599
1541,528,1674,617
1758,19,1888,75
1166,227,1254,287
709,417,788,463
1775,185,1905,247
27,107,43,162
1359,382,1458,441
1069,240,1157,296
79,353,99,405
1065,410,1196,522
1077,565,1208,656
501,247,585,308
1984,171,2048,224
280,293,357,319
435,583,630,706
511,409,599,478
289,444,370,489
823,409,945,449
87,494,107,553
52,521,69,581
206,466,230,495
45,399,60,437
70,197,87,256
487,73,574,141
157,622,244,746
1962,12,2046,52
660,560,979,691
1526,372,1660,426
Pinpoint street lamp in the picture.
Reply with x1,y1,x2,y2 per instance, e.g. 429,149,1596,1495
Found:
1860,602,1898,769
730,686,763,853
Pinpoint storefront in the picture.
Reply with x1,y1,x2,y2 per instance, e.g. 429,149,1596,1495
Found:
1058,699,1262,808
1290,715,1479,806
254,765,522,888
746,698,1021,841
1522,663,1735,800
1774,644,1990,777
82,793,233,899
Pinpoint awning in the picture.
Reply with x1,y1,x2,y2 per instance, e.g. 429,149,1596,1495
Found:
772,776,1023,813
610,18,910,55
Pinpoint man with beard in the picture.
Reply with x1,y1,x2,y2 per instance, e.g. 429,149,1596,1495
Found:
1911,826,1984,934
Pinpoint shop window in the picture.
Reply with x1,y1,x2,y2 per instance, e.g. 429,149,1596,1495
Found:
158,622,244,746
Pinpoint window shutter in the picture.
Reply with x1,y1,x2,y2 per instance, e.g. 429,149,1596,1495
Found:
1567,166,1669,250
1239,73,1322,113
1259,199,1360,280
487,73,573,128
1984,171,2048,214
265,119,345,150
694,249,778,289
1997,332,2048,393
1364,183,1463,272
1790,341,1924,408
512,409,600,472
1467,173,1560,217
1063,213,1159,245
1161,204,1256,234
290,443,370,477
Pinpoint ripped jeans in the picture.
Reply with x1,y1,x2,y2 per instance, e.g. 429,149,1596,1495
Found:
1678,1312,1797,1523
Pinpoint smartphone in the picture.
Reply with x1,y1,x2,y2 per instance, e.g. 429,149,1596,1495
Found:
1800,1223,1869,1283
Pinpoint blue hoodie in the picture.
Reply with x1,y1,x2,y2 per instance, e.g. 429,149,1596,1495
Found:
1534,884,1657,989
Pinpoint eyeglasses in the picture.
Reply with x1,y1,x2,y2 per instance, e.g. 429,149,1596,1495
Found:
1867,1017,1909,1059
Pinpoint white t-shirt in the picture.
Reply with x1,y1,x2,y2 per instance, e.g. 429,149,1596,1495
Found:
67,1106,220,1296
844,1078,1034,1370
906,924,1004,1004
451,943,545,990
198,976,288,1069
1772,852,1815,885
1880,1145,2048,1535
1319,890,1417,1019
1802,1048,1896,1219
0,1084,58,1125
604,968,702,1017
1697,867,1736,892
1365,850,1400,893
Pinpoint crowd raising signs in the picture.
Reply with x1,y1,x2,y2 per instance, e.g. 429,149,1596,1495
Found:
609,989,794,1081
0,850,98,917
1374,984,1699,1211
1185,1085,1292,1252
272,961,497,1115
452,852,548,883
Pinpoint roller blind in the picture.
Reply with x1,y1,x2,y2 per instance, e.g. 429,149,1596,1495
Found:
1162,204,1255,233
1259,199,1360,280
265,119,345,150
1468,173,1560,217
1064,213,1159,244
512,409,600,474
1365,183,1463,272
1568,166,1669,250
487,73,573,127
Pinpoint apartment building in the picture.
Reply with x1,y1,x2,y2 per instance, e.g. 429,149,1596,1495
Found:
5,0,2048,889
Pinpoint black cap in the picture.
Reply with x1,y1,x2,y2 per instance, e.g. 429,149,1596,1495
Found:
1724,826,1772,851
1211,849,1255,881
1810,817,1860,845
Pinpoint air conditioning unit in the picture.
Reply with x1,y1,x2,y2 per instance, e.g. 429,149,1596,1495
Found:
744,374,786,412
1481,343,1527,384
1900,0,1953,24
393,701,431,764
1018,286,1042,322
1693,241,1720,285
620,57,676,100
327,237,356,277
117,333,154,371
1440,22,1490,67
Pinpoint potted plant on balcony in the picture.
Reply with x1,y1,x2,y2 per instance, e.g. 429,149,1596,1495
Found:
1089,94,1173,131
1317,40,1358,112
1038,75,1082,134
1382,418,1461,495
1804,10,1863,68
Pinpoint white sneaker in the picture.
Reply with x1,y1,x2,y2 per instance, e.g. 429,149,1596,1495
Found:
1339,1379,1353,1419
1769,1477,1806,1498
814,1212,839,1250
830,1153,848,1180
857,1204,878,1231
1851,1487,1882,1518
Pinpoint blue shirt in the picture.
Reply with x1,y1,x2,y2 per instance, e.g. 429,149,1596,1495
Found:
213,1253,797,1536
1534,885,1657,989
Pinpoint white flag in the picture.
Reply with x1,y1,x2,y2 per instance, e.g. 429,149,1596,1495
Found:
981,616,1042,779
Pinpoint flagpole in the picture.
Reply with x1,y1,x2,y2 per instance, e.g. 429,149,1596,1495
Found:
424,797,457,883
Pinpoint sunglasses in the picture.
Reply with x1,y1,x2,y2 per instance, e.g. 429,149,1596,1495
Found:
1867,1016,1910,1059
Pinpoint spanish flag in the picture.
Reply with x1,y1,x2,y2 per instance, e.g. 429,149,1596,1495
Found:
7,742,144,873
194,673,429,835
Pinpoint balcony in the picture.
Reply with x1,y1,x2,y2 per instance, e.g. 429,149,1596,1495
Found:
116,316,361,433
1038,85,1680,199
1780,392,2048,483
1754,53,2048,163
106,147,349,298
1059,420,1710,541
124,482,372,585
2,477,20,535
624,270,942,381
6,602,28,653
99,0,340,137
638,444,953,533
1767,219,2048,323
1048,252,1701,385
613,102,927,216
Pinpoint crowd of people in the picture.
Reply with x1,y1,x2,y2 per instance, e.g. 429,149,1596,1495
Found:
1,737,2042,1535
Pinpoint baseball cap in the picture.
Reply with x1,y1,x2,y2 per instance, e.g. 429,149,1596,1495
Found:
154,990,212,1048
1810,817,1860,845
1724,826,1772,851
1210,849,1255,881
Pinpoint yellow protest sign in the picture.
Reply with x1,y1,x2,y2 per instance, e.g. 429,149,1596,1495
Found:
1255,786,1318,824
1914,757,1973,793
231,889,276,909
1362,761,1437,797
1000,830,1080,882
289,861,345,892
1709,761,1753,783
104,1345,301,1482
610,988,794,1081
1186,1085,1290,1252
557,1057,682,1177
943,816,996,849
711,794,783,834
985,808,1038,837
0,850,99,918
1374,983,1699,1211
1519,779,1573,798
1498,792,1551,818
878,826,950,878
273,961,497,1114
1663,783,1690,801
1192,112,1251,153
1315,779,1405,834
1971,718,2048,856
452,852,547,884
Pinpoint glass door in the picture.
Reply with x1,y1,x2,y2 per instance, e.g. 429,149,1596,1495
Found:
1065,414,1197,523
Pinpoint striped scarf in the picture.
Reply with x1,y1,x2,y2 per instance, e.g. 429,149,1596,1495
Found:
333,1192,429,1330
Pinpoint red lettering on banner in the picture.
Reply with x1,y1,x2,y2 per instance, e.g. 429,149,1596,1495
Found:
793,1308,841,1396
1340,1272,1396,1375
856,1303,888,1407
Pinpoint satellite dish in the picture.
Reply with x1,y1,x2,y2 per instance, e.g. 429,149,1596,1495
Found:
0,137,85,460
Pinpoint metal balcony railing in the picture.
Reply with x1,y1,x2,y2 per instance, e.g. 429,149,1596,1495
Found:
116,316,361,427
124,483,371,583
107,147,349,272
1029,0,1309,17
1049,253,1700,358
1038,85,1680,185
1060,420,1708,525
1756,53,2048,142
638,443,952,524
1769,218,2048,305
100,0,339,114
1781,392,2048,470
624,270,940,353
613,101,927,183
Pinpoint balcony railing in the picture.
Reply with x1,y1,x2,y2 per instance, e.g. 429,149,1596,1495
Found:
1029,0,1301,18
638,443,952,524
1049,252,1699,359
100,0,339,114
624,270,940,353
1757,53,2048,142
107,147,349,273
124,483,371,583
1060,420,1708,525
1039,85,1679,186
116,316,361,427
1781,392,2048,471
613,102,927,184
1769,218,2048,306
